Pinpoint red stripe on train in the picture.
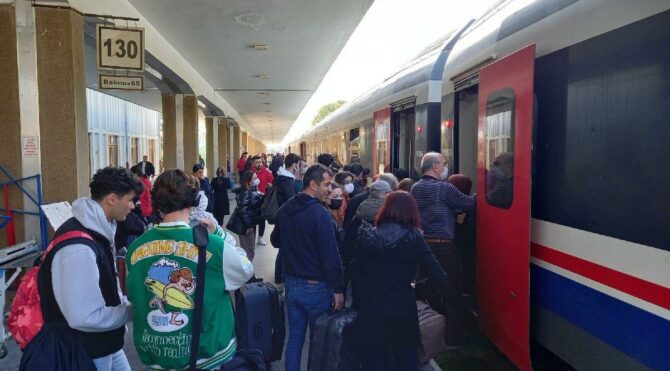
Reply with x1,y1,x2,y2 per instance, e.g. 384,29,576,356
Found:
531,243,670,311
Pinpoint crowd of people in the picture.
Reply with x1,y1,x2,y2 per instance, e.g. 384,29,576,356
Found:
14,149,477,371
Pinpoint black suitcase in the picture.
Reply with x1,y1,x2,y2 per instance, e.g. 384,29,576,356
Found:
234,282,285,365
307,309,362,371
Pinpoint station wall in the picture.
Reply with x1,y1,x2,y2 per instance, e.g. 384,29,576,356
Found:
86,89,161,175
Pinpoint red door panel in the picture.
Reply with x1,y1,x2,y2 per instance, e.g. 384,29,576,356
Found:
476,44,535,371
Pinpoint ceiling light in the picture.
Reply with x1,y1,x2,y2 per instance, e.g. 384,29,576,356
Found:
255,74,270,80
249,44,268,51
262,102,271,105
258,92,271,95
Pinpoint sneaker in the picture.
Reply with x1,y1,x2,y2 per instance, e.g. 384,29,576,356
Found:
257,237,267,246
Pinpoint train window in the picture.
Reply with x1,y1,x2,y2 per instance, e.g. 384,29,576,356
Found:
485,88,515,209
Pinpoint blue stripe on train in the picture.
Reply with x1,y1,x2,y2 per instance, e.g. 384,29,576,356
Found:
531,265,670,371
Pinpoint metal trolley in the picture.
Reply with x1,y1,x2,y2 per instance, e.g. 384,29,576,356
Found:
0,165,48,358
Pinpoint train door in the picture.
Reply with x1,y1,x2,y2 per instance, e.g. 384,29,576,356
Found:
372,108,391,175
476,44,535,371
390,100,416,173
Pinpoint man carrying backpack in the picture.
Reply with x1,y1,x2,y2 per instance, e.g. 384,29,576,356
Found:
126,169,254,370
23,167,143,370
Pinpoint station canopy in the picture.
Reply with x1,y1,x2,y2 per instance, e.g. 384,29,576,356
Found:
71,0,374,143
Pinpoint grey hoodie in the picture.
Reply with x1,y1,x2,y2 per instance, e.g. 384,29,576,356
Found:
51,198,132,333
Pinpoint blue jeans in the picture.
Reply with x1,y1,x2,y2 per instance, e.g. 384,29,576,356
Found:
93,350,131,371
284,275,333,371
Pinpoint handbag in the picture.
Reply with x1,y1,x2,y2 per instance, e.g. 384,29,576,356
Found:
226,208,247,235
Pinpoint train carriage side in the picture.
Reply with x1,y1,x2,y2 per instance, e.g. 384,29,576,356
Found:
302,33,459,179
441,0,670,370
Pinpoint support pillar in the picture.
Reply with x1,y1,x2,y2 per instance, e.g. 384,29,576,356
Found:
35,6,88,204
241,131,248,154
217,117,229,174
0,4,24,246
161,94,180,170
205,116,214,176
183,95,199,170
162,94,198,171
233,126,241,170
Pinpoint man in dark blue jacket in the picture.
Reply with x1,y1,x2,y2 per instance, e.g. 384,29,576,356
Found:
271,164,344,371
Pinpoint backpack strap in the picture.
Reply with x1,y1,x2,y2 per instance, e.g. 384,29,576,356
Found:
43,231,94,260
189,224,209,371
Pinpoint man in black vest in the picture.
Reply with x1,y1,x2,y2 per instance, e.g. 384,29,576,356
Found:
42,166,143,370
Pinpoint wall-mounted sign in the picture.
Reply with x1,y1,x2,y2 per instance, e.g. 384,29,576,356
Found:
98,74,144,91
22,136,39,158
97,25,144,71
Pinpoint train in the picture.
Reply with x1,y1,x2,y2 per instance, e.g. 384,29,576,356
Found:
288,0,670,370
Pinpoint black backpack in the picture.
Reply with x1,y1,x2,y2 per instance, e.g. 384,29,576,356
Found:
260,185,279,224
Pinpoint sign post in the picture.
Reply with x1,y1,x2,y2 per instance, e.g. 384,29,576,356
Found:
96,24,145,91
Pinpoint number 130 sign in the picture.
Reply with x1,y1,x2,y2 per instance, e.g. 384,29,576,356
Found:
96,25,144,71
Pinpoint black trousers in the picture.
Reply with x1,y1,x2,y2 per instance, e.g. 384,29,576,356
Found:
257,220,266,237
426,241,465,346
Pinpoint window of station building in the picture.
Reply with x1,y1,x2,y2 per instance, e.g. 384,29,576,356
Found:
484,88,515,209
148,139,156,163
131,137,139,165
349,128,360,161
108,135,119,167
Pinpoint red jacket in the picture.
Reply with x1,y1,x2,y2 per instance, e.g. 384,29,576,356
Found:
139,177,152,217
237,157,247,171
252,166,274,193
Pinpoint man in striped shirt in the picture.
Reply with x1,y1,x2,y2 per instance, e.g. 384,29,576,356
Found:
411,152,475,347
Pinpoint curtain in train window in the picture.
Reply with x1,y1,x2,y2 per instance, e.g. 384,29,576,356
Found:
485,89,515,209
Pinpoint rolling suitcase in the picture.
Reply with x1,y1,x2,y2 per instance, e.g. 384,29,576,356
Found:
234,282,285,365
417,300,447,363
308,309,361,371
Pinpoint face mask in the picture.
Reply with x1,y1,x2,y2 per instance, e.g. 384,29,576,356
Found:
300,166,308,175
329,198,343,210
344,183,354,194
294,180,303,193
440,166,449,180
251,178,260,187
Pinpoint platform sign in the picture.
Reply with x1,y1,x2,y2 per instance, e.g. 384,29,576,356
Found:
98,74,144,91
97,25,144,71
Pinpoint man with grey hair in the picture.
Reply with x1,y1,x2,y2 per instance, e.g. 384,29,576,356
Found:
411,151,475,347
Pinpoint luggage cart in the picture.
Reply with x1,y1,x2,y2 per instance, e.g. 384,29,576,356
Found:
0,166,48,358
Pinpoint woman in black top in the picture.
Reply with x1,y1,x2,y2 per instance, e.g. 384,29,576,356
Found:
352,191,447,371
234,170,263,260
211,167,233,225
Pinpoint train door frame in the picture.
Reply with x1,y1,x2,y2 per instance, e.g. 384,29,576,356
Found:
476,44,536,371
390,97,416,173
299,141,306,160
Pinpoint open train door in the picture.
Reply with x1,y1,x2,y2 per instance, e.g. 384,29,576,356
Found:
476,44,535,371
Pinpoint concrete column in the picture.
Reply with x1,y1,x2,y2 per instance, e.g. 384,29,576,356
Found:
217,118,228,173
35,6,88,204
183,95,198,170
241,131,248,153
205,116,214,176
233,126,241,170
161,94,179,170
162,93,200,171
0,4,25,246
